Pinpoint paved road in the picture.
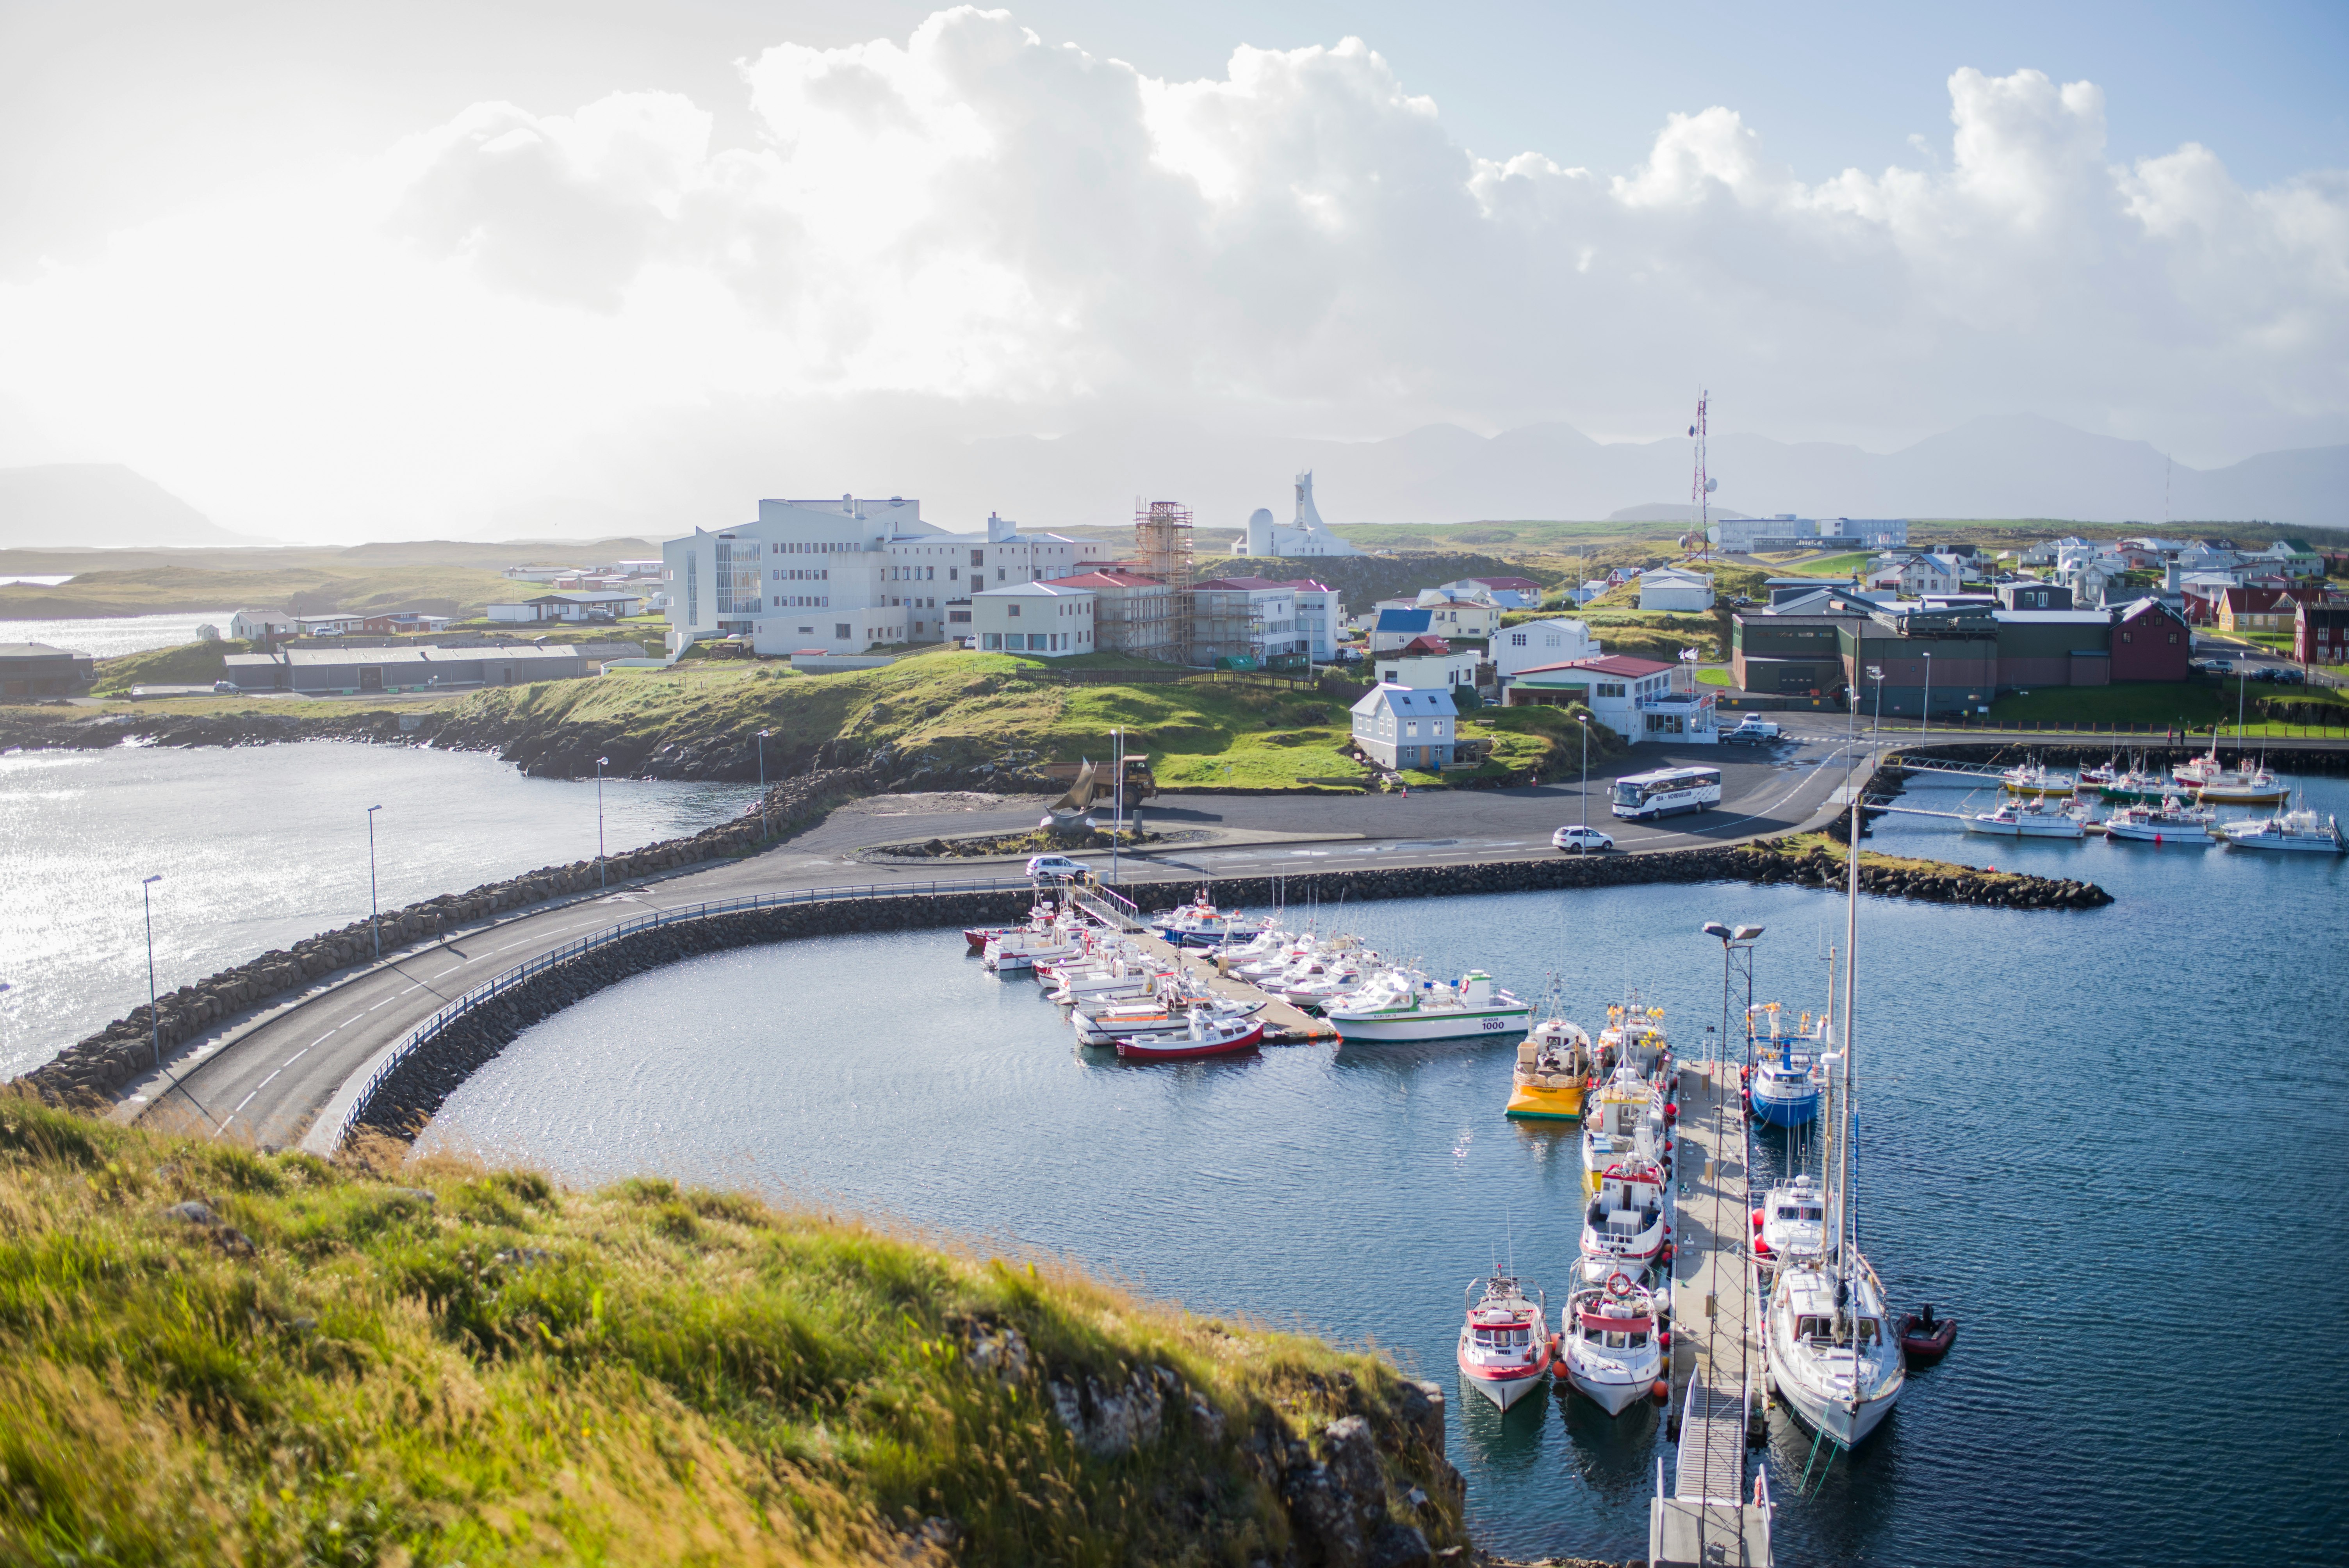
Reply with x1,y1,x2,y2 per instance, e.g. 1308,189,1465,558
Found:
130,722,1880,1149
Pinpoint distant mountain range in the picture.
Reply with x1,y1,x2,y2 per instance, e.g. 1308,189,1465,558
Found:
943,412,2349,533
0,465,254,549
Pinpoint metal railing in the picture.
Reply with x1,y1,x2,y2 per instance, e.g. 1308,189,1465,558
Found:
317,873,1032,1150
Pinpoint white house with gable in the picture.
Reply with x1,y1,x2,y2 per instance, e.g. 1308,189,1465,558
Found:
1494,617,1602,680
1349,683,1457,771
1638,567,1715,612
969,580,1097,656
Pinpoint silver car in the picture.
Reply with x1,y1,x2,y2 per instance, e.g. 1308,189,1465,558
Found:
1551,825,1615,852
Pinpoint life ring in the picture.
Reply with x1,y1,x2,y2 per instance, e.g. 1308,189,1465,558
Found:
1606,1271,1634,1298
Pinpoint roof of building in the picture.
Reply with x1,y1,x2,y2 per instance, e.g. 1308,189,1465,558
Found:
973,579,1095,599
229,644,588,668
1392,635,1454,656
1517,654,1676,679
0,643,76,659
1276,578,1336,592
1191,576,1290,592
1640,567,1713,585
1463,576,1545,592
1373,608,1433,632
1042,570,1166,589
2114,597,2184,623
1992,610,2114,625
1349,682,1459,716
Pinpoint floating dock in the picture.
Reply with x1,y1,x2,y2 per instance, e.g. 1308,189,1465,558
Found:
1653,1058,1773,1567
1066,885,1338,1042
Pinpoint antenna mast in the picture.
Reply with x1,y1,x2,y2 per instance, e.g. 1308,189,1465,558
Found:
1690,390,1711,563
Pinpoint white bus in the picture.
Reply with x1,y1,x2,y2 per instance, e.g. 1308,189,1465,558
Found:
1611,765,1723,821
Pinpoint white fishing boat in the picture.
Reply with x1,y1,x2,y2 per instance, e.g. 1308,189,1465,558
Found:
1275,957,1366,1007
1576,1156,1667,1283
1964,799,2086,838
1112,1010,1265,1060
2101,798,2218,845
1579,1066,1664,1194
1326,969,1531,1042
2218,808,2346,853
1764,778,1906,1450
1559,1272,1665,1415
2196,768,2291,807
1594,1001,1672,1085
1072,995,1264,1047
1151,889,1275,948
983,925,1086,972
1751,1174,1826,1273
1455,1274,1553,1411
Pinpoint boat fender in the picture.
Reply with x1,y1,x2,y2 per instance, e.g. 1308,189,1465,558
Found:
1659,1243,1674,1265
1751,1208,1765,1228
1652,1379,1671,1402
1656,1329,1670,1349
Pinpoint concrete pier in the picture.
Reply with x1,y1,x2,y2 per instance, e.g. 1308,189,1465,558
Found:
1653,1058,1772,1567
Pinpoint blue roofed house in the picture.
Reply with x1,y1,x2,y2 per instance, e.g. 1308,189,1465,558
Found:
1349,682,1457,771
1370,607,1434,653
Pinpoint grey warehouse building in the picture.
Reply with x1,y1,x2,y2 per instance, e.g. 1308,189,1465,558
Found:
221,643,592,695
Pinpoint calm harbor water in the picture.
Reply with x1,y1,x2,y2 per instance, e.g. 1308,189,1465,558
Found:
0,609,237,657
421,771,2349,1566
0,743,758,1075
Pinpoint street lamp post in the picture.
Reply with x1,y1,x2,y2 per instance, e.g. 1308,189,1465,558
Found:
595,756,610,887
366,804,383,959
1110,727,1125,886
1700,921,1765,1072
756,729,773,839
1576,711,1591,848
1921,649,1932,745
141,873,163,1069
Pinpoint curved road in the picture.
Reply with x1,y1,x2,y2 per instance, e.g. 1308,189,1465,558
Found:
126,721,1878,1149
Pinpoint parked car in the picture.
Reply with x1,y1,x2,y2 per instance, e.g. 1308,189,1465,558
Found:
2192,657,2233,674
1551,825,1615,853
1723,716,1782,743
1024,854,1089,880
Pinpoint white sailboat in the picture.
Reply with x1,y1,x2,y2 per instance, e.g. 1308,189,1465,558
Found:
1764,784,1906,1449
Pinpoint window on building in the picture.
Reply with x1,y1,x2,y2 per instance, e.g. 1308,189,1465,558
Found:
1008,603,1021,617
971,549,985,567
982,633,1001,649
835,623,851,639
1028,633,1047,650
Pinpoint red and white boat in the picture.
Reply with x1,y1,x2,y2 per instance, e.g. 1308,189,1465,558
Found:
1561,1272,1665,1415
1111,1010,1265,1060
1455,1274,1553,1411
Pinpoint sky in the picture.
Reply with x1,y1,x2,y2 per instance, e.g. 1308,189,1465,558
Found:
0,0,2343,540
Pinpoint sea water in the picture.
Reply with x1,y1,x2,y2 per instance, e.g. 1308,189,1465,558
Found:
420,772,2349,1565
0,742,757,1076
0,609,239,658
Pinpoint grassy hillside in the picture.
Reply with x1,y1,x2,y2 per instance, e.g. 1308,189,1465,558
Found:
0,1098,1464,1566
0,564,524,619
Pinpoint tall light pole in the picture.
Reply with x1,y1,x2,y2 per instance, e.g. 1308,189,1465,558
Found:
756,729,773,839
1576,711,1591,847
1701,922,1764,1070
1110,726,1125,886
141,874,163,1069
1920,649,1932,745
595,756,610,887
366,804,383,959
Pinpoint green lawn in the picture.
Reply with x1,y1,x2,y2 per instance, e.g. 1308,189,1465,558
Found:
1696,668,1732,687
1779,552,1870,578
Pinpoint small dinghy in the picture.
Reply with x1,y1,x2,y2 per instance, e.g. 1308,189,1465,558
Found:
1897,1304,1957,1364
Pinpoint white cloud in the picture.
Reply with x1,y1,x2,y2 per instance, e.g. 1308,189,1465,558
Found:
0,7,2341,537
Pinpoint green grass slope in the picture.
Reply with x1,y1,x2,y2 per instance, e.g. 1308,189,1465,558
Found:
0,1098,1463,1566
0,564,522,620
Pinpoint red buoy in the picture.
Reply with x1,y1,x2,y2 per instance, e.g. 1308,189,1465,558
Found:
1651,1379,1671,1402
1665,1103,1678,1121
1751,1208,1765,1228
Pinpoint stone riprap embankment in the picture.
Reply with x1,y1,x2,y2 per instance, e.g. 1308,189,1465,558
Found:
6,763,896,1111
1884,739,2349,775
349,840,2107,1140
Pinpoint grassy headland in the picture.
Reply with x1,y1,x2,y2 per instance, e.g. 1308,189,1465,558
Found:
0,564,523,620
0,1098,1464,1566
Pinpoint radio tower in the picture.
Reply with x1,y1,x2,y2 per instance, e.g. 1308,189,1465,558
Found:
1690,390,1711,562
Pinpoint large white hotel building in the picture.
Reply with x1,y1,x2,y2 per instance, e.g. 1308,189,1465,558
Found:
660,497,1107,657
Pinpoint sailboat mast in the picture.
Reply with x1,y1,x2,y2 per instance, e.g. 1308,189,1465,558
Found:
1839,792,1859,1298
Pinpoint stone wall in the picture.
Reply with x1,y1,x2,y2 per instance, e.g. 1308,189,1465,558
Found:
349,839,2108,1139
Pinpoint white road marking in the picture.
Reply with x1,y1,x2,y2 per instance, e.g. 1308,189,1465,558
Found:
284,1047,309,1065
258,1069,280,1087
234,1091,257,1112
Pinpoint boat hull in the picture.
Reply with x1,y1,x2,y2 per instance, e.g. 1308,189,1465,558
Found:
1332,1006,1532,1042
1768,1363,1900,1449
1563,1359,1658,1417
1504,1081,1585,1121
1750,1084,1821,1127
1113,1023,1265,1060
2197,785,2289,806
1964,816,2084,838
2222,834,2345,853
2103,821,2215,845
1456,1354,1551,1411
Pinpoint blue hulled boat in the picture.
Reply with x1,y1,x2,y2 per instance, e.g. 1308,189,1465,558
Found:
1744,1003,1825,1129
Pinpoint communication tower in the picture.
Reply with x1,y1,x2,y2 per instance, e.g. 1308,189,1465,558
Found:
1134,499,1195,664
1689,390,1714,562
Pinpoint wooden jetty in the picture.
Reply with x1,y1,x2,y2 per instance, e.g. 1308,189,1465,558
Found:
1652,1058,1773,1567
1069,884,1338,1042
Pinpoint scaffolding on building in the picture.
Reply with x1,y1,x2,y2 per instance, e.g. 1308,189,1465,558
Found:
1133,500,1195,664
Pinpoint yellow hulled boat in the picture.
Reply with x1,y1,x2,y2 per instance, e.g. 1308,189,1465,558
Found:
1505,1019,1594,1121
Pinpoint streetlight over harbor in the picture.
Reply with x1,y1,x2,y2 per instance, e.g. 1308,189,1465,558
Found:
596,757,610,887
757,729,773,838
366,804,383,959
140,873,163,1069
1575,711,1592,846
1700,921,1766,1070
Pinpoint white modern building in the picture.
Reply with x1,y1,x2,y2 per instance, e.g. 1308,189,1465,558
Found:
1494,617,1602,680
1283,578,1346,661
1638,567,1715,612
1349,682,1457,770
1188,576,1305,665
1707,516,1909,553
1501,654,1713,743
1373,638,1483,693
1237,472,1364,558
487,590,643,623
660,498,1094,656
970,580,1098,656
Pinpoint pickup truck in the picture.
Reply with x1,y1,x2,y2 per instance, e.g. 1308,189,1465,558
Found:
1723,716,1782,743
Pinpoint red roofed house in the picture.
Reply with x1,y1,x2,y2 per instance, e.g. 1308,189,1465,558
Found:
2219,585,2328,634
1041,570,1176,658
1500,653,1716,743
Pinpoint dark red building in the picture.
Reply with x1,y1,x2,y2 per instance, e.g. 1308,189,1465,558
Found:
2110,597,2191,682
2297,600,2349,666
